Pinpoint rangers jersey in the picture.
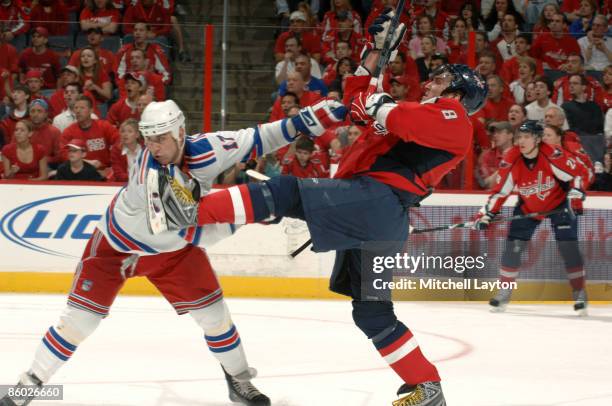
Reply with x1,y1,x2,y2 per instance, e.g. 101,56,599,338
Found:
97,118,297,254
484,143,584,215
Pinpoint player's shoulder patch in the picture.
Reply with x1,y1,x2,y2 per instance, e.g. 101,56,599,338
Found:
185,133,216,170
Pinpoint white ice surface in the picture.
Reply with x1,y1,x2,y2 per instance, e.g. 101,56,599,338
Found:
1,294,611,406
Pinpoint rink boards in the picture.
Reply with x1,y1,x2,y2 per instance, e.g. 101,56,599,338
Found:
0,181,611,300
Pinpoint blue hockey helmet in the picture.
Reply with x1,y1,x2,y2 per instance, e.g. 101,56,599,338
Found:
435,64,488,116
518,120,544,137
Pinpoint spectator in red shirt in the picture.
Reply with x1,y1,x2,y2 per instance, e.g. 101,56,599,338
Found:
0,67,13,102
0,84,29,145
28,98,61,168
1,119,48,180
122,0,171,37
281,135,329,178
477,121,515,189
274,11,322,63
446,17,468,64
0,0,29,43
107,72,144,127
29,0,70,36
321,0,362,40
60,95,118,176
532,12,581,69
0,34,19,80
477,75,515,124
411,0,450,40
476,51,499,80
69,28,117,81
136,92,154,116
24,70,49,102
79,0,120,35
73,46,112,105
321,41,355,88
18,27,61,90
508,103,527,131
116,22,172,85
321,16,364,66
110,118,143,182
500,33,544,84
552,53,603,106
389,75,420,102
269,72,321,122
116,48,165,101
269,91,299,124
52,82,100,133
49,66,80,118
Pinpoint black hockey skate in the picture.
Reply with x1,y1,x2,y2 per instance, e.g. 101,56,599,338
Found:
393,381,446,406
223,367,270,406
489,288,513,312
573,289,588,316
0,372,42,406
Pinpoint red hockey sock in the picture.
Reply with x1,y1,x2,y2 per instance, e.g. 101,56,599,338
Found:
499,266,519,283
566,266,585,291
376,324,440,385
197,185,254,225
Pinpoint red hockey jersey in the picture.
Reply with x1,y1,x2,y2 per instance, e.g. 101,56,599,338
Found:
335,75,473,197
483,143,584,215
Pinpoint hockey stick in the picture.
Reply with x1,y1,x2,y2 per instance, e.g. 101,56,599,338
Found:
365,0,407,94
290,208,570,258
411,207,569,234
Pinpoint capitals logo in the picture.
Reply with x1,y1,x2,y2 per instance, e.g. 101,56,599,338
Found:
517,171,556,200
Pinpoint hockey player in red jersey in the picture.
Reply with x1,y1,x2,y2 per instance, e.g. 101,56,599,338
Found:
541,124,595,188
0,98,346,406
473,120,588,315
154,12,488,405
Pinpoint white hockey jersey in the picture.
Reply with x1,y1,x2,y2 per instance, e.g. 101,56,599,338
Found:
97,118,297,254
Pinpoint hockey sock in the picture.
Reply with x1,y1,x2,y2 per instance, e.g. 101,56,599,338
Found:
197,185,259,225
499,266,519,284
197,176,303,225
205,324,248,376
30,326,78,383
374,321,440,385
565,266,586,291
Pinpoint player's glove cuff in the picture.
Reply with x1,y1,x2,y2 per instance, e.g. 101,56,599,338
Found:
291,99,347,137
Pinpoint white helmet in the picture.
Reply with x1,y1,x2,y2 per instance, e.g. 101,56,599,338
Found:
139,100,185,140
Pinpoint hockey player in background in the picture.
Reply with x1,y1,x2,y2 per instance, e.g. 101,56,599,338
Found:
0,99,346,406
472,120,589,315
152,12,488,405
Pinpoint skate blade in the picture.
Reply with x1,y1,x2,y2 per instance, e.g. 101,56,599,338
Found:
490,305,507,313
575,308,588,317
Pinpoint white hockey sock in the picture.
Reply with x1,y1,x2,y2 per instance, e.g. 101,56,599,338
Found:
205,323,248,376
30,326,78,383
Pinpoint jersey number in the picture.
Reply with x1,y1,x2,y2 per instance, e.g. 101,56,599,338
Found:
441,110,458,120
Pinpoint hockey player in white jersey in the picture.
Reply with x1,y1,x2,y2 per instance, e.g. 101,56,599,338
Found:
0,99,346,406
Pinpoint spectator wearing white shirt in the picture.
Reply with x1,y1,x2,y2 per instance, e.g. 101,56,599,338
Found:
578,14,612,71
275,37,321,85
52,83,98,133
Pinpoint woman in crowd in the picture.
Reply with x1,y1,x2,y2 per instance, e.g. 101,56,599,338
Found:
1,120,48,180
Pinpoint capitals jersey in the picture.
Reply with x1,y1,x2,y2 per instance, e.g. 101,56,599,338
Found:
97,118,296,254
483,143,584,216
336,75,473,198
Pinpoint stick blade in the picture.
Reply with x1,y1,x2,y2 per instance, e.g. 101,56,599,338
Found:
145,168,168,235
